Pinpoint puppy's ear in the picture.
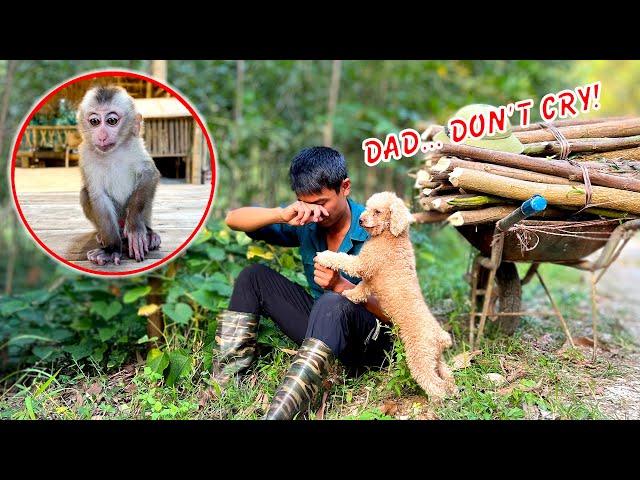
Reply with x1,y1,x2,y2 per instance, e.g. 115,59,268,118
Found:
389,196,413,236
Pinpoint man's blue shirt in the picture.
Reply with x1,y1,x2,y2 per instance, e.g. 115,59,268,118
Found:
245,197,369,299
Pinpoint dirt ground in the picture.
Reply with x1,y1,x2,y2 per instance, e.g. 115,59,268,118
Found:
588,236,640,419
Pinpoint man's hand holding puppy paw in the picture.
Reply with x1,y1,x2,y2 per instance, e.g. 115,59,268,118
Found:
313,257,345,291
314,250,339,270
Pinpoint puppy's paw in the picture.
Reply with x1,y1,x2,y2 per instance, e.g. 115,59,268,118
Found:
314,250,337,269
342,288,366,304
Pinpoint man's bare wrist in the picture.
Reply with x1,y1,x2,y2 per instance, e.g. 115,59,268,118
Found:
274,207,286,223
333,277,354,294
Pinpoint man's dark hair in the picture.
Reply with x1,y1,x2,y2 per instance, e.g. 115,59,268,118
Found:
289,146,348,195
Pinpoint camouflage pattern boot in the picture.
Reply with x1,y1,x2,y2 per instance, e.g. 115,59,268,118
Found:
264,337,334,420
212,310,259,385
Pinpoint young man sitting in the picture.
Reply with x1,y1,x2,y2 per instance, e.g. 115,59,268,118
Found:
221,146,394,420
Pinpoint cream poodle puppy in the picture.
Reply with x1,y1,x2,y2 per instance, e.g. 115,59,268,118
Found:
315,192,457,400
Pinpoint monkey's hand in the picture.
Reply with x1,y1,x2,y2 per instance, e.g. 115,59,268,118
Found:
87,248,123,266
147,228,161,251
123,222,150,262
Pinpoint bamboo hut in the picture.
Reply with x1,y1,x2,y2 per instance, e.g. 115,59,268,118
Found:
134,97,210,184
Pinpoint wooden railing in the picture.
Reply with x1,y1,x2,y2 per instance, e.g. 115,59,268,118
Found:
20,121,193,158
20,125,80,151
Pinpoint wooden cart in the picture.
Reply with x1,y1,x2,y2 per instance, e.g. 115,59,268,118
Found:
459,196,640,353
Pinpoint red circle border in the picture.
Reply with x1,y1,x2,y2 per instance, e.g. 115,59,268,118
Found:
9,69,217,277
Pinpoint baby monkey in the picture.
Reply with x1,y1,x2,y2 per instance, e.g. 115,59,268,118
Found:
77,86,161,265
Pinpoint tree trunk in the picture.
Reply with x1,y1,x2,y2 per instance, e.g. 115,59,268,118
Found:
151,60,167,83
323,60,342,146
146,276,165,348
449,168,640,215
228,60,245,210
2,60,18,295
0,60,18,164
440,143,640,192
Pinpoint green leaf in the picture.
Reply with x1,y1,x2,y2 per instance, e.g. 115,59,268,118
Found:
166,285,187,303
123,286,152,304
202,281,232,297
70,316,92,331
90,301,123,321
98,326,118,342
186,259,209,269
107,350,127,369
166,349,192,386
247,245,273,260
25,397,36,420
235,231,252,246
0,299,28,316
189,289,217,311
32,345,58,360
146,348,170,375
205,245,226,261
162,302,193,325
214,229,231,245
22,289,53,305
137,334,158,344
49,329,74,342
91,344,108,362
34,369,60,398
193,227,213,245
64,342,94,361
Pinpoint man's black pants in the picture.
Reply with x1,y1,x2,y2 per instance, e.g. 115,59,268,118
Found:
229,263,394,373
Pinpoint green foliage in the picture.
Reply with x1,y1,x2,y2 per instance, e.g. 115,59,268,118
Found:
0,219,304,384
1,59,621,419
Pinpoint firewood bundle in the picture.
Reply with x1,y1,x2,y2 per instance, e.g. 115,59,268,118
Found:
412,117,640,227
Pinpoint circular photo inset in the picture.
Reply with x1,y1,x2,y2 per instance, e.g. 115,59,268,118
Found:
9,70,216,276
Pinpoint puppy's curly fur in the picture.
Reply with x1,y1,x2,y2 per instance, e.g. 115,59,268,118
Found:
315,192,457,400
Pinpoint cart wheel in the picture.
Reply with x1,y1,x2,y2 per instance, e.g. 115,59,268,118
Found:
476,261,522,335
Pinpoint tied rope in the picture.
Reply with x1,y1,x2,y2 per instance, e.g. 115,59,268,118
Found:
541,122,594,208
495,218,619,254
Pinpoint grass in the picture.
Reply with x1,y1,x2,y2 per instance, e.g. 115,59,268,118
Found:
0,225,633,420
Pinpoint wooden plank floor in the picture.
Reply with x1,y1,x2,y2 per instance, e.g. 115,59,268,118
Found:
14,167,212,272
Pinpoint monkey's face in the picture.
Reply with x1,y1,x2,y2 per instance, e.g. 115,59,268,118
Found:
85,107,127,153
78,87,141,155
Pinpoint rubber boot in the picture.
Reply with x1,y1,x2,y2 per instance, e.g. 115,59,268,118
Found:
264,337,334,420
212,310,259,385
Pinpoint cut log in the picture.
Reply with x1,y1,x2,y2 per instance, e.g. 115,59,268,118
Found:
424,183,460,197
447,205,565,226
555,205,639,219
432,156,578,185
414,169,439,189
514,118,640,144
431,194,504,213
522,135,640,156
573,147,640,163
421,124,444,141
449,168,640,215
428,171,451,182
419,196,433,211
512,116,632,132
412,211,450,224
439,143,640,192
